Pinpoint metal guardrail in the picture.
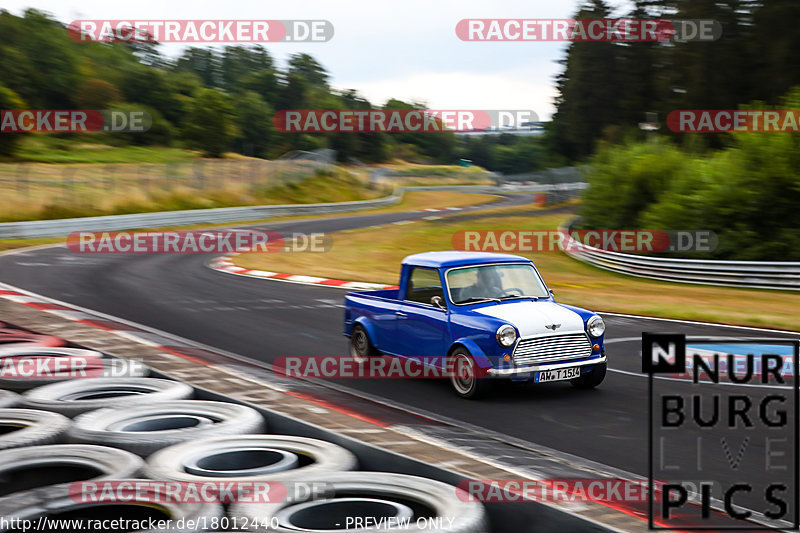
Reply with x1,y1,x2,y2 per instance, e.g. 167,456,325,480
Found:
0,190,400,239
0,184,579,239
560,221,800,291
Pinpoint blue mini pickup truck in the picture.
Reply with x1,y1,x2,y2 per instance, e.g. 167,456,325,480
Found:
344,251,607,398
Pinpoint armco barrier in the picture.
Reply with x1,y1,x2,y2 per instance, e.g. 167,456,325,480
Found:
0,184,584,240
0,190,400,240
561,221,800,291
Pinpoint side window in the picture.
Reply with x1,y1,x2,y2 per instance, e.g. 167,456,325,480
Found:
405,268,444,305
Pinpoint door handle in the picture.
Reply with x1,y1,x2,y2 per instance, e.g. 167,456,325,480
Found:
395,311,408,319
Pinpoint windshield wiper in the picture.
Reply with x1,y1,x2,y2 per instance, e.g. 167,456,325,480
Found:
458,297,500,304
499,295,537,301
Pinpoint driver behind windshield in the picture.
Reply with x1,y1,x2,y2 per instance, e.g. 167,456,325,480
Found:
460,267,504,301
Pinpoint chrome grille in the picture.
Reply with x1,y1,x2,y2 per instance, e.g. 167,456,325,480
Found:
512,332,593,365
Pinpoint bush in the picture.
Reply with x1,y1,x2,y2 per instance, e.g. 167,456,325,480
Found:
0,84,27,157
582,88,800,260
580,139,687,229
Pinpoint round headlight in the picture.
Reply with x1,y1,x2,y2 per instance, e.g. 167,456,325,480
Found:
587,315,605,337
496,325,517,347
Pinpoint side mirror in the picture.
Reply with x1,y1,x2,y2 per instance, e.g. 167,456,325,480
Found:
548,289,555,297
431,296,446,310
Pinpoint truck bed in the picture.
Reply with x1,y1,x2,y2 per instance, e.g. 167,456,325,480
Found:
346,288,400,300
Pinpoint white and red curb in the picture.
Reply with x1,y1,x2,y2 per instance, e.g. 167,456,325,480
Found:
419,207,463,212
209,254,398,290
204,203,482,289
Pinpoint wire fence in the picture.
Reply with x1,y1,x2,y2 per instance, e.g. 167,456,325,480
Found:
0,159,333,222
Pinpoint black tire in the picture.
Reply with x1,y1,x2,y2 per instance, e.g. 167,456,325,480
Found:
349,324,378,363
67,400,266,457
448,348,493,400
0,347,105,391
145,434,357,483
21,377,194,417
0,444,143,502
0,408,71,450
0,389,19,408
0,485,222,532
570,362,607,389
229,471,489,533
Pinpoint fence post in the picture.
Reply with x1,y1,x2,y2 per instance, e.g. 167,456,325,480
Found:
193,159,205,190
59,166,76,205
104,165,115,195
16,164,29,197
165,161,178,192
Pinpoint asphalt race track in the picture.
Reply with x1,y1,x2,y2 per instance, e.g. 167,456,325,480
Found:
1,194,797,523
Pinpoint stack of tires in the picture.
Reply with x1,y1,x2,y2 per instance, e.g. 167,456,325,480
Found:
0,345,488,532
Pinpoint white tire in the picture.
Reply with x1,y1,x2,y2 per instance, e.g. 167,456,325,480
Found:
68,400,266,457
0,389,19,408
145,434,357,483
0,408,71,450
21,377,193,417
0,444,143,502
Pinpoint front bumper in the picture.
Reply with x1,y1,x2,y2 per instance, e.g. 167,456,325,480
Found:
486,355,607,377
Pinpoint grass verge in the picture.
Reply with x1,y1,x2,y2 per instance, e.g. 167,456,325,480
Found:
376,163,494,186
11,137,201,164
235,210,800,331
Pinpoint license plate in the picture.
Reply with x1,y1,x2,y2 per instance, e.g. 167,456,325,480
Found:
535,366,580,383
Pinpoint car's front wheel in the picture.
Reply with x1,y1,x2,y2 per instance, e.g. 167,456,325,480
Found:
449,348,493,399
349,325,378,363
570,362,607,389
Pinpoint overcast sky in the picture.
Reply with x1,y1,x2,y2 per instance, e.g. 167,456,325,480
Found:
3,0,633,119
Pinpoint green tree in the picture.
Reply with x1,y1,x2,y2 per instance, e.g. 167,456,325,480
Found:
750,0,800,102
119,64,184,126
175,47,221,88
75,79,122,108
0,84,26,156
240,69,279,106
233,91,274,157
182,88,236,157
287,53,329,89
0,9,80,108
221,46,274,92
551,0,620,160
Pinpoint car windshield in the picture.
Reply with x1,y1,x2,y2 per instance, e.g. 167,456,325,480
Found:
446,263,549,304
